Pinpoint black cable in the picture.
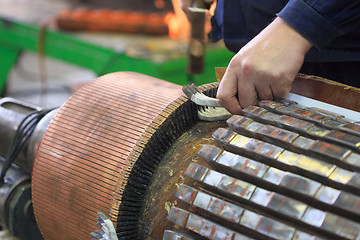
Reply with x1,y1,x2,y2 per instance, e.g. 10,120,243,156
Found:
0,107,57,183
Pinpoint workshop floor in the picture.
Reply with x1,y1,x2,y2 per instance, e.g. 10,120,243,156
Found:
6,52,96,108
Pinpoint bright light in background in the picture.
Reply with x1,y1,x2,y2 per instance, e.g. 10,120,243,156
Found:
166,0,216,41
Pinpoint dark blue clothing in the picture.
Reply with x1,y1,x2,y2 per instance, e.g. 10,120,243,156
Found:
210,0,360,86
211,0,360,62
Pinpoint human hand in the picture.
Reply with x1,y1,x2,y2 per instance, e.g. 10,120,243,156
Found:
216,17,313,114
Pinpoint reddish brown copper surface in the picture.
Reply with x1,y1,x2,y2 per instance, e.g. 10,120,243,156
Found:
31,69,360,239
31,72,183,239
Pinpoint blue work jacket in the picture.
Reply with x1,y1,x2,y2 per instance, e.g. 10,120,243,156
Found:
211,0,360,62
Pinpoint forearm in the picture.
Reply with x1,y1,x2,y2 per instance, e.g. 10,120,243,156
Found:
253,17,313,57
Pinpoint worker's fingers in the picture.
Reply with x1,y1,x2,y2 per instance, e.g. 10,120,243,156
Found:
255,80,274,101
272,79,292,99
237,77,258,109
217,71,243,115
234,62,259,108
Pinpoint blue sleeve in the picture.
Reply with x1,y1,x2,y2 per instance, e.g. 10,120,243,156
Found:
277,0,360,48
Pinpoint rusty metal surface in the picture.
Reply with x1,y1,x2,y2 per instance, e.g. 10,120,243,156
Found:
138,121,227,239
226,115,360,171
28,71,360,239
31,72,183,239
165,96,360,239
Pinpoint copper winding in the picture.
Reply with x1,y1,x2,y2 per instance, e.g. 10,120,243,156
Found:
21,70,360,239
31,72,185,239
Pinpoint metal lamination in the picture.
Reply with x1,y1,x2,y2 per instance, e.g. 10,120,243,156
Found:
226,115,360,171
243,104,360,152
31,72,184,239
25,72,360,239
165,98,360,240
199,145,360,218
183,163,360,239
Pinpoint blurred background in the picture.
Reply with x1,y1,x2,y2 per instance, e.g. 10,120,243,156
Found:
0,0,232,109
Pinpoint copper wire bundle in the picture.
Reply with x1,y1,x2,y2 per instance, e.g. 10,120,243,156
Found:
31,72,190,239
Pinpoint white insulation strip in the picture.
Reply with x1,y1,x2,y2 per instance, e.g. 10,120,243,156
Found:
287,93,360,121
